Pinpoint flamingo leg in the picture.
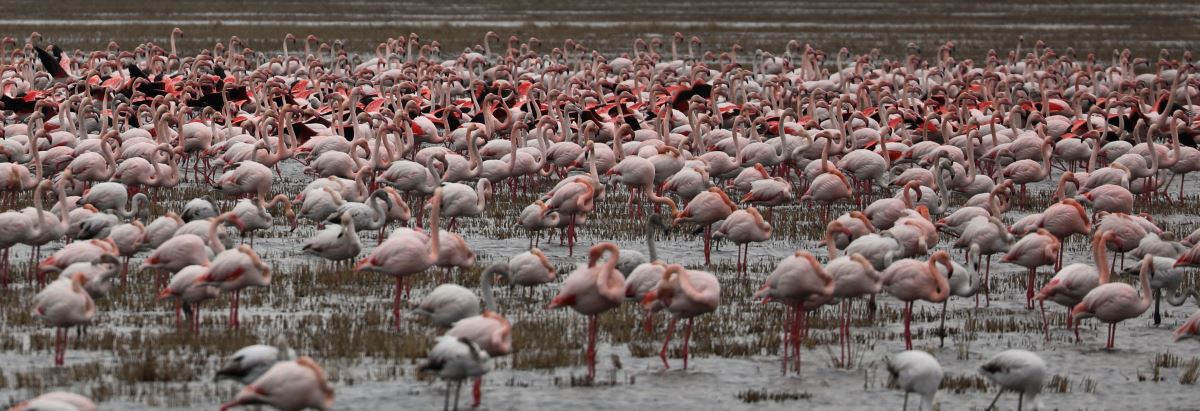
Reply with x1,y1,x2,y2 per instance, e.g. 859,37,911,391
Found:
660,317,677,369
840,300,848,366
586,314,597,380
683,318,693,370
394,276,404,331
1039,300,1049,341
1107,322,1116,349
984,256,992,306
1026,268,1036,310
703,224,712,266
904,301,913,350
472,376,482,407
938,299,948,348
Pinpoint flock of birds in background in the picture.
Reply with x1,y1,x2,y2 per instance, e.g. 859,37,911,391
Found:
1,28,1200,410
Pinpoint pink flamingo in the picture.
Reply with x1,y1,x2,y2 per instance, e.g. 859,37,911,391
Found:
1002,229,1060,309
1000,135,1053,206
219,357,335,411
1072,254,1153,349
673,187,736,265
354,187,442,330
32,272,95,366
825,221,879,367
542,178,597,256
754,250,833,374
713,206,772,277
1175,309,1200,342
643,263,720,370
158,265,220,331
1038,198,1090,271
197,244,271,328
446,262,512,407
546,242,624,380
1036,231,1114,342
882,251,951,350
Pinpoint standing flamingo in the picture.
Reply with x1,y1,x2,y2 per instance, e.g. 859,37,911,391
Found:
1002,229,1060,309
546,242,624,380
446,262,511,407
1072,254,1153,349
673,187,736,265
713,206,772,277
32,272,95,366
825,221,880,367
882,251,951,350
354,187,442,330
643,263,720,370
753,250,833,374
199,243,271,328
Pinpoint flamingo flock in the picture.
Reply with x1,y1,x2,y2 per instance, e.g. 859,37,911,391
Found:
3,29,1200,411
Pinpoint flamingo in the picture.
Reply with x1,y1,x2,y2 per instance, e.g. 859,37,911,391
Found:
518,201,560,248
507,248,557,294
713,206,772,277
980,350,1047,411
546,242,624,380
216,344,296,385
232,194,297,245
953,216,1013,306
542,178,597,256
7,392,96,411
642,263,720,370
673,187,736,265
1072,253,1154,349
158,265,220,331
825,221,880,367
198,244,271,328
1175,309,1200,342
354,187,442,330
219,357,335,411
881,251,952,350
32,272,95,366
302,212,362,262
1002,229,1061,309
446,262,512,407
753,249,833,374
419,336,491,411
886,350,943,411
1036,231,1114,342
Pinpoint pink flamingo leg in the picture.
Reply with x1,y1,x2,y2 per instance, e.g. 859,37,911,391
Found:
904,301,913,350
682,318,693,370
586,314,598,380
472,377,482,407
660,317,677,369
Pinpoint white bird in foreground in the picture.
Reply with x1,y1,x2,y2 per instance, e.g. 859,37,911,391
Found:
979,349,1047,411
886,350,943,411
419,335,492,411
